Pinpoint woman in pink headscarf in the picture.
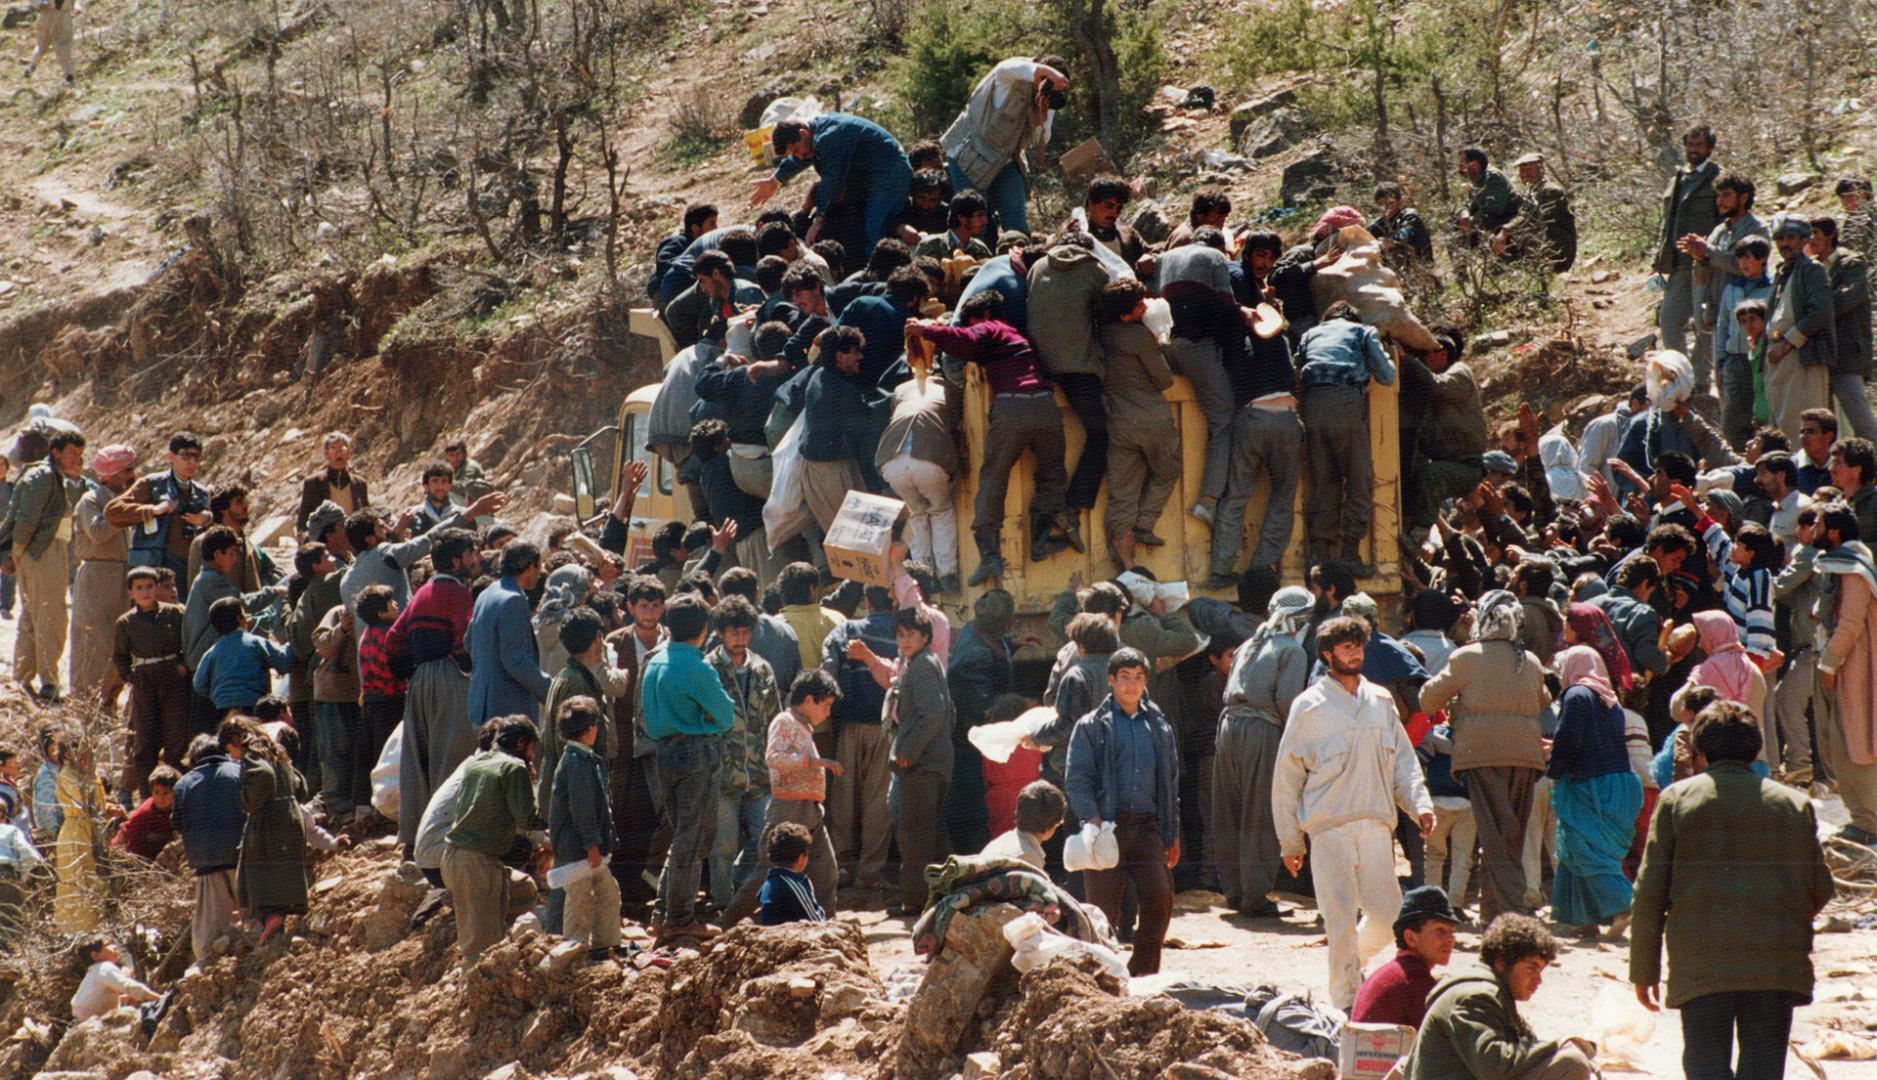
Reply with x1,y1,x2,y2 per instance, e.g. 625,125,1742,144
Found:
1674,610,1771,768
1563,602,1632,693
1546,646,1643,933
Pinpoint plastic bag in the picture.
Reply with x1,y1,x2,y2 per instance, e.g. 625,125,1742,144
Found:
1063,820,1119,872
763,414,813,548
1066,207,1137,281
760,96,823,129
1587,983,1656,1070
370,723,402,820
967,705,1055,765
1003,911,1129,982
1141,296,1173,344
725,308,757,357
545,859,602,891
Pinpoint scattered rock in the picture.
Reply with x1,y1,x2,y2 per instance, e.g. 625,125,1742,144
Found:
1626,332,1658,360
539,939,588,975
964,1049,1003,1080
1474,330,1514,349
1775,172,1817,196
1125,199,1171,247
897,903,1025,1077
1591,269,1615,284
1183,86,1215,111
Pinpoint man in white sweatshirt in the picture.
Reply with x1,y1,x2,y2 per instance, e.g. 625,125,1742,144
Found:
1272,614,1435,1010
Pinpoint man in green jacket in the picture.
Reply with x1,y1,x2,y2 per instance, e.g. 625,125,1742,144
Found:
442,716,541,966
1403,914,1596,1078
0,426,86,702
1456,147,1520,247
1630,700,1834,1079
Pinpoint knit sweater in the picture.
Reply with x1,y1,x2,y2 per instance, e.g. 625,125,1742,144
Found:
385,572,472,667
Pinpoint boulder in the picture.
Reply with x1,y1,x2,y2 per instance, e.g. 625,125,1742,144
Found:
963,1050,1003,1079
362,862,431,950
1238,105,1309,159
1775,172,1817,196
896,903,1025,1077
1228,88,1299,146
1626,332,1658,360
1279,147,1339,206
1125,199,1172,247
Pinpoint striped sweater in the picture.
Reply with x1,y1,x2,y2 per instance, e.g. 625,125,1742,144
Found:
384,572,472,667
1700,519,1776,657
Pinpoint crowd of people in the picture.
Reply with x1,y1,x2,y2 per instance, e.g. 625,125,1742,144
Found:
0,60,1870,1077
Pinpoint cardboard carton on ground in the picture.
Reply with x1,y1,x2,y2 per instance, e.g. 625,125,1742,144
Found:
1338,1021,1415,1079
1059,137,1117,186
824,491,908,587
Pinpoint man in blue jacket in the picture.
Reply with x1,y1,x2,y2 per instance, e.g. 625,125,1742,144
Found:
171,727,246,963
756,113,914,258
467,542,552,726
640,594,736,940
1065,646,1180,976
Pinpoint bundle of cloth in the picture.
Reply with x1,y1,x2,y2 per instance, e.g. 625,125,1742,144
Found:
910,853,1114,958
1304,207,1439,353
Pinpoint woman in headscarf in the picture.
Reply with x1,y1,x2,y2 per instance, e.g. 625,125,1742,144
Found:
1562,602,1632,693
1420,591,1551,922
1213,586,1314,916
1673,610,1771,768
532,563,594,676
1546,646,1643,934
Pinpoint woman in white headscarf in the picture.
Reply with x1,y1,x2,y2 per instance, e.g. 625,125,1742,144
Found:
1212,585,1314,916
1420,590,1552,922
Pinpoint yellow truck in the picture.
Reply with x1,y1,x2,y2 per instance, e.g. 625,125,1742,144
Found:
566,308,1403,634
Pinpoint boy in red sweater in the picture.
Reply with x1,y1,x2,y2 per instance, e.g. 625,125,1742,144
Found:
112,765,179,860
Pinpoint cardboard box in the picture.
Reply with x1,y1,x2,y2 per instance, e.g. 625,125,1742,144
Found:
824,491,908,587
1058,137,1116,186
1338,1022,1415,1079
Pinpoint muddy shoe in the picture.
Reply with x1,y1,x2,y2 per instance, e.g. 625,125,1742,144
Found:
1132,529,1167,547
936,573,961,595
1054,512,1087,553
967,556,1004,587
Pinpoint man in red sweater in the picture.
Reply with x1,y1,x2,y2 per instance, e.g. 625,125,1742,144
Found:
112,765,178,860
1350,886,1461,1028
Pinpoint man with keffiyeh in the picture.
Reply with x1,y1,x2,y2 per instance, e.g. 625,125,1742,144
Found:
1812,502,1877,845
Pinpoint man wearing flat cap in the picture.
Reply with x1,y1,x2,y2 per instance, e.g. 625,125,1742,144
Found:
1502,153,1576,272
70,444,140,708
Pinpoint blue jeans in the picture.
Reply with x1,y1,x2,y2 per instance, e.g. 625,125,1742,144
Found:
653,735,722,926
948,160,1029,235
1681,990,1798,1079
860,161,916,254
710,790,768,909
312,700,360,804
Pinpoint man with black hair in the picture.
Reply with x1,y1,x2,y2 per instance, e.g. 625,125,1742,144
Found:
941,55,1069,235
1455,147,1521,247
834,265,928,387
892,168,952,241
663,250,752,351
688,420,770,582
0,426,86,702
466,542,552,727
1276,615,1434,1009
342,488,503,618
641,594,736,939
409,462,461,536
444,716,542,965
384,527,481,848
1579,384,1650,495
1164,189,1230,251
192,596,292,716
795,324,883,533
534,608,630,813
1297,302,1397,573
1083,174,1144,267
1097,277,1178,569
909,290,1076,580
109,431,211,599
876,606,953,911
650,203,719,304
183,526,284,728
913,189,992,263
1369,182,1434,274
1657,125,1723,374
980,778,1065,869
827,236,909,317
756,113,914,256
115,567,191,798
706,597,782,912
1400,323,1486,530
1631,701,1834,1077
1066,647,1181,975
1830,437,1877,543
1811,214,1877,440
1406,914,1595,1078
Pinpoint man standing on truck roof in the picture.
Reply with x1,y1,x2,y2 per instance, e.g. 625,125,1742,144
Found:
755,114,915,260
941,56,1070,236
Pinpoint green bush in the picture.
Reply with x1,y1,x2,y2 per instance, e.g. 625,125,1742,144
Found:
886,3,999,139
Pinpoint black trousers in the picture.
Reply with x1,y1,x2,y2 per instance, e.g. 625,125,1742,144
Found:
1681,990,1799,1080
1055,372,1108,511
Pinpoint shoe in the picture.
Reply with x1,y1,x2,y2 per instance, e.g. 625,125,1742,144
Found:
1241,901,1290,919
1344,560,1377,579
1206,572,1238,590
967,556,1004,587
656,920,719,941
1030,536,1065,562
936,573,961,595
1189,500,1215,526
1132,529,1167,547
1834,825,1877,847
1054,511,1086,554
1780,765,1814,787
